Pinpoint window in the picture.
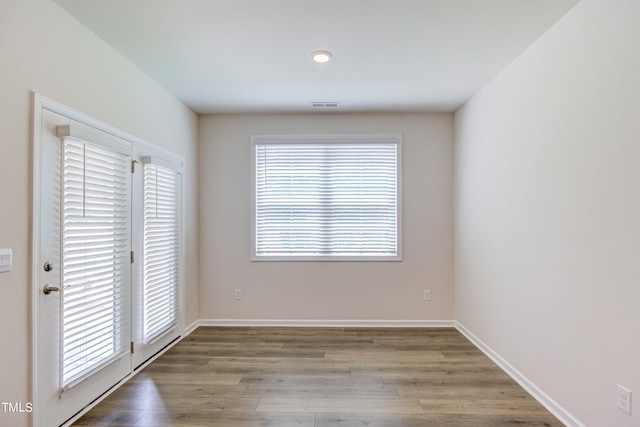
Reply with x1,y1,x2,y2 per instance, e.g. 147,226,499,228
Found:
252,134,402,261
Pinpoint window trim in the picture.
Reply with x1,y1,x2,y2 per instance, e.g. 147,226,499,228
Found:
250,133,402,262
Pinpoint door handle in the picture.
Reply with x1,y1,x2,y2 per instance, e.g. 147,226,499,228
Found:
43,284,60,295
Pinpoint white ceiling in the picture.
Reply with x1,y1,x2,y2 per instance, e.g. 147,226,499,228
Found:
54,0,579,114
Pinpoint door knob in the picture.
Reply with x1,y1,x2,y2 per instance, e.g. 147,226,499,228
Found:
43,284,60,295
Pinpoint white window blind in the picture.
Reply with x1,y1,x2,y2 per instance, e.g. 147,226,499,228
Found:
61,137,130,388
142,162,179,343
253,135,401,260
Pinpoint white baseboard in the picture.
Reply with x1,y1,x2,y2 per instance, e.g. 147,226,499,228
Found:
197,318,456,328
455,321,585,427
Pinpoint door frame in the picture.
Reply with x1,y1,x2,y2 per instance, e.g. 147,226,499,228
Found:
31,93,186,427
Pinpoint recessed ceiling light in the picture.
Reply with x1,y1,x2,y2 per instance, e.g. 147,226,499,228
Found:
312,50,333,63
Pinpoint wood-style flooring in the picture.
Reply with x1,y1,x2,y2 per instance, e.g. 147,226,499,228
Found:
73,327,563,426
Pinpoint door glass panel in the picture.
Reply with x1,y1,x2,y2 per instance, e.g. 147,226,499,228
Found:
61,137,130,388
142,163,179,343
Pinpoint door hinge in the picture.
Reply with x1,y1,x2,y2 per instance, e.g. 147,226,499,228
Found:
131,341,135,354
130,251,134,264
131,160,138,173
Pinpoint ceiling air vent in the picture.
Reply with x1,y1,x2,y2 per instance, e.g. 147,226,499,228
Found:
310,102,340,109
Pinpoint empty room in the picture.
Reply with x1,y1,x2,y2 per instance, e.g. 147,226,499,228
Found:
0,0,638,426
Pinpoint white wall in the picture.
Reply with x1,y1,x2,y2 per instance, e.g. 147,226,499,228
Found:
199,113,453,322
455,0,640,425
0,1,198,425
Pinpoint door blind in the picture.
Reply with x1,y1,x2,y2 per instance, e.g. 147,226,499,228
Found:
61,137,130,388
254,140,399,257
142,163,179,343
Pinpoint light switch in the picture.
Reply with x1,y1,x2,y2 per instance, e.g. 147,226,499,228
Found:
0,248,12,273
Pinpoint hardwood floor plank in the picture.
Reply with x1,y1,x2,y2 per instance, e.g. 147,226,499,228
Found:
314,413,502,426
139,362,215,374
490,414,564,426
420,398,550,415
239,374,383,387
72,409,143,426
206,348,327,358
396,384,530,400
326,349,446,362
135,411,316,427
107,378,248,400
256,397,424,414
380,375,517,387
355,365,511,376
128,372,243,386
160,342,286,359
87,396,260,413
242,384,399,399
282,342,394,351
207,355,336,365
219,365,353,376
150,353,215,365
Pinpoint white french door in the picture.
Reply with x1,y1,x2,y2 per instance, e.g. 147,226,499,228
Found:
35,107,133,427
33,97,185,426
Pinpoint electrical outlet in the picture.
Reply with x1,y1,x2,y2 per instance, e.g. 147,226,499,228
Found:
617,384,631,415
423,290,431,301
234,289,242,300
0,248,12,273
